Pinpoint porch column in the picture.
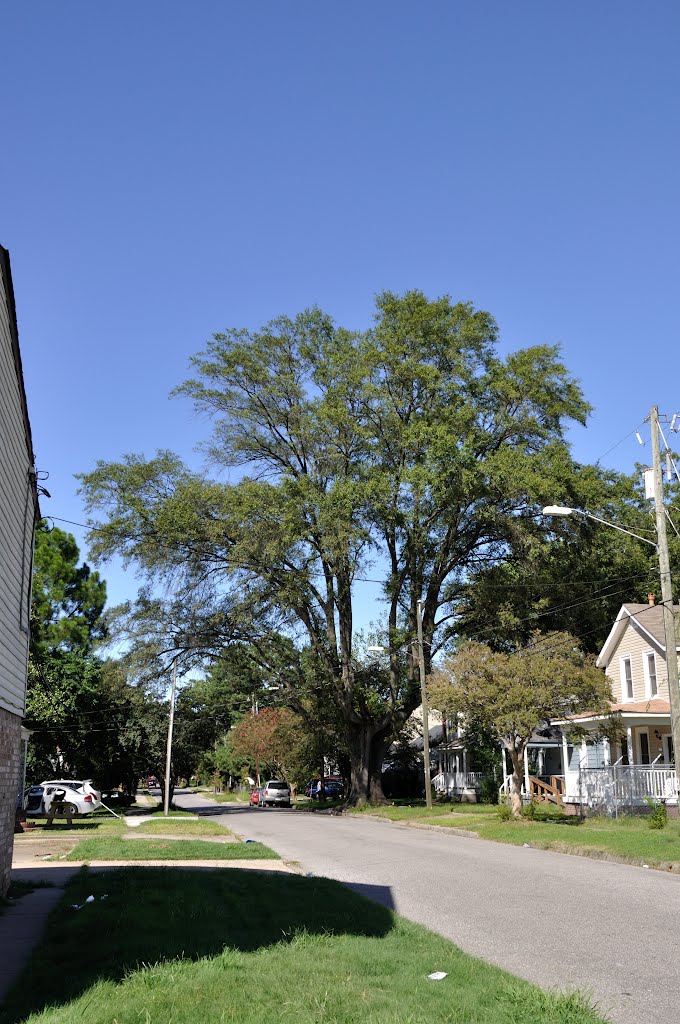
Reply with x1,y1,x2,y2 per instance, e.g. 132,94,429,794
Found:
626,726,634,765
500,744,506,785
523,745,530,794
603,737,611,767
561,733,569,788
537,748,545,775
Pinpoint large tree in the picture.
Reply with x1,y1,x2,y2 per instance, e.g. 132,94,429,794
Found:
26,523,108,780
79,290,599,804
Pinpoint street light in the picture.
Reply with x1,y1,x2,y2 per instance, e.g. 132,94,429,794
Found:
542,506,657,548
368,599,433,809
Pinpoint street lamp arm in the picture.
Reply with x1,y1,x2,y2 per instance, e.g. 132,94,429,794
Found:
542,506,657,549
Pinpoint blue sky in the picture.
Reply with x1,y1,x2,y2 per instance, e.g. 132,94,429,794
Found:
3,2,679,617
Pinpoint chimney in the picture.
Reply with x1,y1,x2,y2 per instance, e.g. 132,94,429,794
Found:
648,592,655,606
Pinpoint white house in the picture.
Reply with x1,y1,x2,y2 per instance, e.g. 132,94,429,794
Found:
0,245,39,894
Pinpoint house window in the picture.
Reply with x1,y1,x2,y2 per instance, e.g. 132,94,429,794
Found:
645,653,658,697
621,657,633,700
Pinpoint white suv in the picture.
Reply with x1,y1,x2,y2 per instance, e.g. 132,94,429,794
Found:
260,780,291,808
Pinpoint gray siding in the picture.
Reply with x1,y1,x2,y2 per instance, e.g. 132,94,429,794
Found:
0,260,33,716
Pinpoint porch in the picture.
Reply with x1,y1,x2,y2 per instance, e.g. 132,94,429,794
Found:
432,770,483,797
501,764,678,809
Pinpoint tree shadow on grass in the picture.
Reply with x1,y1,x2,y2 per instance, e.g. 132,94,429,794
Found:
0,867,394,1024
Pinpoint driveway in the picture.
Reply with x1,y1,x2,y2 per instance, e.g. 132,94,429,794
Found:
172,790,680,1024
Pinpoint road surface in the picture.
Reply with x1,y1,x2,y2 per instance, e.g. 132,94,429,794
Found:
173,790,680,1024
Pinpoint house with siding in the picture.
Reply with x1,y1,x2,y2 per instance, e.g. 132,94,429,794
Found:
549,598,678,808
432,599,679,809
0,245,39,895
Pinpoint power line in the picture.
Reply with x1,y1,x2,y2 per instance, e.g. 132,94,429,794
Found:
45,514,661,590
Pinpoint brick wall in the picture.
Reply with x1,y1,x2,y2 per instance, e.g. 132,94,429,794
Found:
0,705,21,894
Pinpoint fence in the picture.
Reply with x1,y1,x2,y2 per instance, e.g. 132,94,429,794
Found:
578,765,678,811
432,771,483,794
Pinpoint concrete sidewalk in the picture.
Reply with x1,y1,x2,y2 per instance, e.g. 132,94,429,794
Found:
0,886,64,1004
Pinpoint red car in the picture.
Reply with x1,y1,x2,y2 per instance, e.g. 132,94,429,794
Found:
249,788,263,806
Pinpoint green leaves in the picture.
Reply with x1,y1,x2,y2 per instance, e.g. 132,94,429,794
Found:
442,632,612,749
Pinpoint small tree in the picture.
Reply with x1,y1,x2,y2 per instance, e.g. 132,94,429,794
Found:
227,708,305,785
443,633,611,817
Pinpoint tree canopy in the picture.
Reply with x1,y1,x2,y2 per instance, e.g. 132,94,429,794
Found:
78,290,622,804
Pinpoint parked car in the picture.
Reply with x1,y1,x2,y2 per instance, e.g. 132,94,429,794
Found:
260,780,291,808
249,787,263,806
305,777,343,799
24,780,102,818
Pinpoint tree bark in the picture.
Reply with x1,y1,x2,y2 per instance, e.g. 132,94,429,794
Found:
507,745,525,818
346,723,389,805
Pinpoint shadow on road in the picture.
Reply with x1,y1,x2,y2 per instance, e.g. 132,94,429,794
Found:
0,867,395,1024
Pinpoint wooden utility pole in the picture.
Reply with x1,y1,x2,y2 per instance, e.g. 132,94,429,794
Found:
417,600,433,809
163,657,178,816
650,406,680,791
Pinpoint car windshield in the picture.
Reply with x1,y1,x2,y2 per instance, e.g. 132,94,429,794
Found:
267,782,288,790
44,781,83,791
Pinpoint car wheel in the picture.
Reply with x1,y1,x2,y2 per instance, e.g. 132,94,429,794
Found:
63,803,79,817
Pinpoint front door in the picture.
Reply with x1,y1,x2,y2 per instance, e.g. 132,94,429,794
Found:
637,730,651,766
663,734,675,765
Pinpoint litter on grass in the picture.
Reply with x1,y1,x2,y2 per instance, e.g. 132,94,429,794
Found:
70,894,108,911
428,972,448,981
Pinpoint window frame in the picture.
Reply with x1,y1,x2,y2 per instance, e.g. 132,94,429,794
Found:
620,655,634,701
642,650,658,699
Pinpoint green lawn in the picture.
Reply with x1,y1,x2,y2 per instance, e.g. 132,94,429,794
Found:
62,837,279,861
0,868,607,1024
134,818,231,837
209,791,249,803
468,816,680,866
351,802,680,868
351,801,498,822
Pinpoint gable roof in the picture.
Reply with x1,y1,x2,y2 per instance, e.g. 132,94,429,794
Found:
596,603,680,668
0,245,36,466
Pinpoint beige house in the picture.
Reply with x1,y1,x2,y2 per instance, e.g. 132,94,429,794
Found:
0,245,39,894
552,599,679,809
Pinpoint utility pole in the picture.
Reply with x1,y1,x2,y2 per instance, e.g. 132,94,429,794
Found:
650,406,680,792
417,599,433,809
163,657,178,816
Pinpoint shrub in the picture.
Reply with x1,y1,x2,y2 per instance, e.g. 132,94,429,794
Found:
521,798,540,820
497,803,511,821
645,798,668,830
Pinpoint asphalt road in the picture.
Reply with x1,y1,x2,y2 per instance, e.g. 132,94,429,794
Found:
173,790,680,1024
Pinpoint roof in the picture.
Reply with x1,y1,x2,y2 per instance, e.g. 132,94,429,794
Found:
0,245,36,467
561,699,671,723
596,603,680,668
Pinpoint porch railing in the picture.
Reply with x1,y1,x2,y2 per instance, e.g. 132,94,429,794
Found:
579,765,678,809
432,771,483,793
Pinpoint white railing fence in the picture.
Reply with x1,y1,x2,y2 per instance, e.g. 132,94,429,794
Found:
579,765,678,810
432,771,483,793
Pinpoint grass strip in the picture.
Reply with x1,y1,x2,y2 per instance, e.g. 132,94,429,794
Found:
0,868,607,1024
63,837,278,861
353,803,680,869
133,819,231,837
470,819,680,866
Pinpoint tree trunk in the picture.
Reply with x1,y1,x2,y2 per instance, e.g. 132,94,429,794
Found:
507,746,525,818
346,723,389,806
